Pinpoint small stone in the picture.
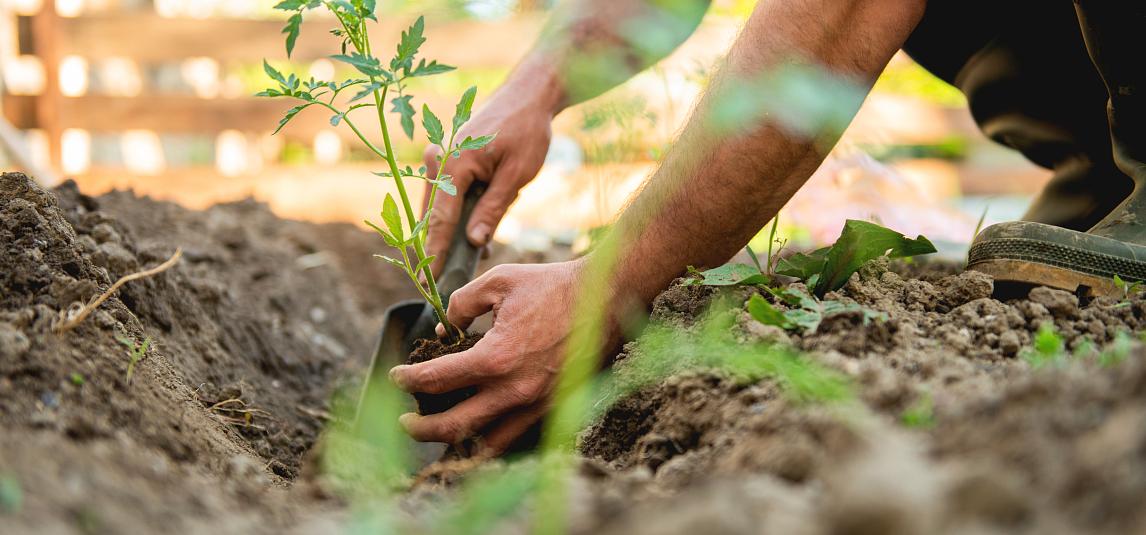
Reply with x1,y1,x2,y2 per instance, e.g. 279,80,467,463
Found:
1028,286,1080,319
998,331,1021,356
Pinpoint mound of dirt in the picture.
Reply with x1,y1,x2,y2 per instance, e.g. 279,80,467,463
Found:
576,259,1146,534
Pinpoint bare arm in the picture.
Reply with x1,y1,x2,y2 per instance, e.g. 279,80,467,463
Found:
424,0,709,266
396,0,929,453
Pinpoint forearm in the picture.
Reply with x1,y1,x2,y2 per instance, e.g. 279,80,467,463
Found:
496,0,710,116
603,0,927,307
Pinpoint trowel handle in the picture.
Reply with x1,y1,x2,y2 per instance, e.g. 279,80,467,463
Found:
436,181,487,304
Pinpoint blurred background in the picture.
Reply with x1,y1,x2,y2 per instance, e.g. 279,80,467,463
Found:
0,0,1053,255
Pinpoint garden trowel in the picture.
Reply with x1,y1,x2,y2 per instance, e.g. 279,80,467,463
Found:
355,182,486,466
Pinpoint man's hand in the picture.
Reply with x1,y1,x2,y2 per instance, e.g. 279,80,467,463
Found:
388,260,594,455
423,87,554,274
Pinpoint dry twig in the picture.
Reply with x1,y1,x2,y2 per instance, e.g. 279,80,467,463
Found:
54,248,182,333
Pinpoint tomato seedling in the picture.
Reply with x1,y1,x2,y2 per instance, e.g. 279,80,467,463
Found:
260,1,495,340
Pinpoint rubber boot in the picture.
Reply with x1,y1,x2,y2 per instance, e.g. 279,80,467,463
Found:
969,2,1146,296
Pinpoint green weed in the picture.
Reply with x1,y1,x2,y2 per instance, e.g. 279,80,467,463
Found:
114,333,150,384
900,393,935,429
1022,322,1066,368
260,2,495,340
70,372,85,386
748,287,885,333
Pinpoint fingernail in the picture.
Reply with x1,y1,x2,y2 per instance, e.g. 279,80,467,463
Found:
388,365,408,389
398,412,417,430
469,223,490,244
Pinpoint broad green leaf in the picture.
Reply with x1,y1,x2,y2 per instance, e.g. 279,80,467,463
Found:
422,104,444,145
775,247,829,280
382,194,404,241
813,220,936,297
686,263,768,287
391,95,416,139
453,86,477,132
747,294,792,329
283,13,303,57
358,0,377,20
457,134,495,151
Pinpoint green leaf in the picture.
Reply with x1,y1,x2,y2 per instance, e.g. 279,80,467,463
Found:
330,113,344,127
364,220,400,247
422,104,444,145
434,177,457,196
332,53,386,77
457,134,495,152
453,86,477,132
813,220,936,297
410,59,456,78
775,247,829,280
348,81,382,103
1114,274,1126,291
263,60,287,87
283,12,303,57
747,294,793,329
358,0,377,20
686,263,769,287
373,254,406,269
413,255,436,275
392,16,426,72
409,213,429,243
274,0,319,10
382,193,404,241
391,95,416,139
274,102,314,134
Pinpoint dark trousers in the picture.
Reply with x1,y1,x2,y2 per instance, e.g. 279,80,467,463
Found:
904,1,1145,236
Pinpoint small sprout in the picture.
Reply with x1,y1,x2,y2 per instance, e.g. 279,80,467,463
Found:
1022,322,1066,368
1098,331,1135,368
70,372,85,386
115,333,150,384
1112,274,1143,306
900,393,935,429
748,287,885,333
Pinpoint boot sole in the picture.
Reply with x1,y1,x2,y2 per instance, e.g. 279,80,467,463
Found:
968,221,1146,297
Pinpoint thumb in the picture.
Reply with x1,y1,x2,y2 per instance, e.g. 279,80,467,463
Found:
466,164,522,247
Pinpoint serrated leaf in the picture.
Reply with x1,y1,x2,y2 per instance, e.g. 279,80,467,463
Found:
274,103,314,134
255,89,282,98
434,177,457,196
332,53,386,77
392,16,426,72
391,95,416,139
686,263,769,287
747,294,793,329
453,86,477,132
373,254,406,269
422,104,443,145
263,60,287,87
457,134,495,151
349,81,382,103
410,59,456,78
283,12,303,57
814,220,936,297
359,0,377,20
382,194,404,241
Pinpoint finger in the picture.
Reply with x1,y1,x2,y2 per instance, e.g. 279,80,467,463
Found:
389,337,499,394
445,266,509,329
479,403,548,457
465,162,522,247
397,389,518,444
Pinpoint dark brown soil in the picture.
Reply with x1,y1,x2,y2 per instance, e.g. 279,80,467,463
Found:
407,333,482,415
6,169,1146,534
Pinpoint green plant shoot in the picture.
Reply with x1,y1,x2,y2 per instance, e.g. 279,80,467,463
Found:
259,3,495,340
115,333,150,384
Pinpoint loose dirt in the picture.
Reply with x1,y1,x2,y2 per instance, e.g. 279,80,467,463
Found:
408,333,483,415
3,171,1146,534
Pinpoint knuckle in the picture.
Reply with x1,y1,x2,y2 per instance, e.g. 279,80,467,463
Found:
505,380,542,406
484,354,516,377
414,365,444,393
436,416,467,443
